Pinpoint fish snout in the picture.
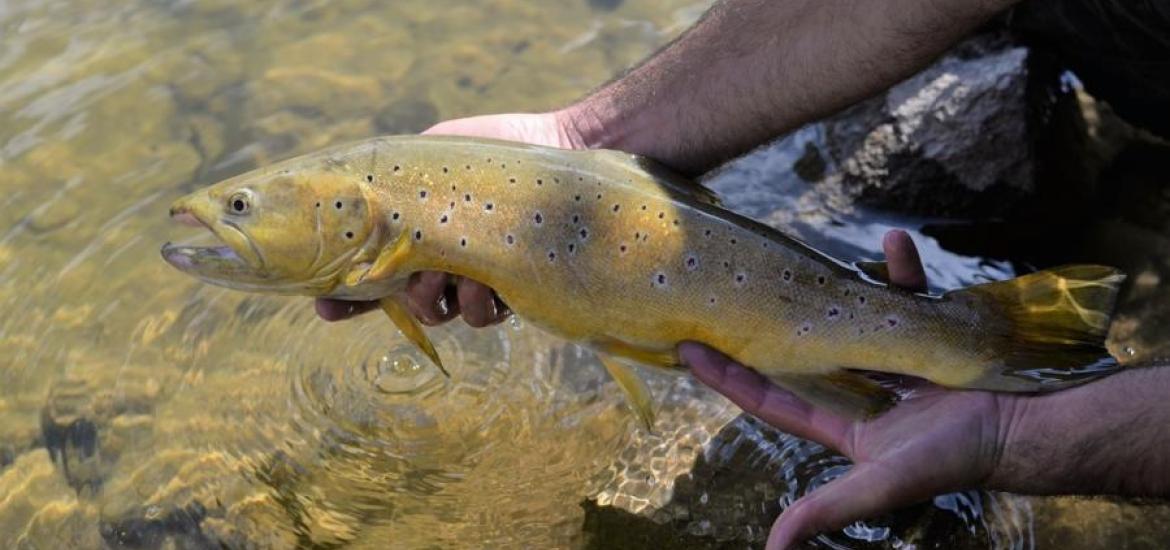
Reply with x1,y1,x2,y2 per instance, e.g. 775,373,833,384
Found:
169,200,204,227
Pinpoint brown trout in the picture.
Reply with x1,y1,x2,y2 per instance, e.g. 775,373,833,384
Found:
162,136,1125,426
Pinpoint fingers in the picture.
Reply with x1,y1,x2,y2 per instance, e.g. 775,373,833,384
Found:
315,299,379,321
457,278,510,327
767,463,908,550
882,230,927,292
680,343,852,450
405,271,457,325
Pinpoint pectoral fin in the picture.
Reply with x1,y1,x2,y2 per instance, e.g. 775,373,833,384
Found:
346,233,412,287
597,355,656,431
379,297,449,378
766,371,895,419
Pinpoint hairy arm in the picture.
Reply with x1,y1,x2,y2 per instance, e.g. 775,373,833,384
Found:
561,0,1020,174
990,366,1170,496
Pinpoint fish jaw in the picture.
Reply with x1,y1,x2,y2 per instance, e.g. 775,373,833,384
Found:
161,195,286,292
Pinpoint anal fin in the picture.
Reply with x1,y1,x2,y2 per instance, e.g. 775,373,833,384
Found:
767,371,896,419
379,297,449,378
597,355,657,431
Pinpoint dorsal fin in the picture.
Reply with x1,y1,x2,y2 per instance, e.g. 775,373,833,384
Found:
589,149,722,206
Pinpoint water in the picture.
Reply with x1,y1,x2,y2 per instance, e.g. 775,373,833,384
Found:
1,0,1167,548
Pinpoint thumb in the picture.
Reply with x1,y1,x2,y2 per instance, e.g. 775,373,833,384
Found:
767,463,909,550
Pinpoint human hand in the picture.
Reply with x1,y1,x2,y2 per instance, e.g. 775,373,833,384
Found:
315,111,587,326
680,230,1024,549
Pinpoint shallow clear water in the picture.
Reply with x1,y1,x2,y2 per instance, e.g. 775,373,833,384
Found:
0,0,1167,548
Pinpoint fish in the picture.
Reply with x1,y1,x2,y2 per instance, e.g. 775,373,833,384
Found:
162,135,1126,427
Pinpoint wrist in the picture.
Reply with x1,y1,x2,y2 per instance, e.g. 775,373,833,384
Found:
554,98,622,152
987,368,1170,497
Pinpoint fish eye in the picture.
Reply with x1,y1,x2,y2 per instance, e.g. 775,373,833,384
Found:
228,192,251,215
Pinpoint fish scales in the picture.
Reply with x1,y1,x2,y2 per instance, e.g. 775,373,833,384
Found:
164,135,1125,419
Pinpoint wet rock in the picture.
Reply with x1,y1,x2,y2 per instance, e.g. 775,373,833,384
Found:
99,502,213,549
585,416,1028,549
40,375,159,494
374,98,441,135
42,381,105,493
750,32,1046,216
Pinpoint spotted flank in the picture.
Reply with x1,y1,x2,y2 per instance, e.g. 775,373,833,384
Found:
162,135,1127,425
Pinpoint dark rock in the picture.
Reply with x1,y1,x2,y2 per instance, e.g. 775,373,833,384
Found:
41,380,105,493
1009,0,1170,139
584,415,1023,548
100,502,213,549
721,32,1050,217
374,98,440,135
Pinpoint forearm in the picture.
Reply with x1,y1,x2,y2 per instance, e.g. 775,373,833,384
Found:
559,0,1018,174
990,367,1170,497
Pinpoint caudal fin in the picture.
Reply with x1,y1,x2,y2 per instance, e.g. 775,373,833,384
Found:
949,265,1126,391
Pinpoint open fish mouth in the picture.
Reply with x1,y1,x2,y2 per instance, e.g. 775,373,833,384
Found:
161,206,269,287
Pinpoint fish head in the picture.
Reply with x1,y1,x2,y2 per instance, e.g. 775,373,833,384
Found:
162,166,377,295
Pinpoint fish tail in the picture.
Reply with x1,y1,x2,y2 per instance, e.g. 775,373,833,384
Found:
950,264,1126,391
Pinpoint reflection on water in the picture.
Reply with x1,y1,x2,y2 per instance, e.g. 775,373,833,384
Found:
0,0,1166,548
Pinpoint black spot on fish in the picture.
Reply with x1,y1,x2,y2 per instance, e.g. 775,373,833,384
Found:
572,214,580,224
722,260,730,269
465,164,471,170
392,212,400,221
596,193,603,200
506,234,515,245
440,214,448,224
579,228,589,240
568,243,576,253
782,269,792,281
887,317,899,327
534,212,543,225
613,204,620,212
335,201,343,209
414,229,422,241
619,244,627,253
858,296,867,305
730,238,737,245
419,190,427,199
704,229,712,237
537,179,543,185
735,273,746,284
315,202,321,208
460,237,467,247
817,275,826,285
465,193,471,202
345,231,354,239
641,205,647,210
485,203,494,211
574,195,581,202
366,174,373,182
673,219,679,226
449,201,456,208
828,307,840,318
394,165,401,172
443,167,449,173
686,256,698,270
548,250,556,261
509,177,517,183
658,212,665,219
